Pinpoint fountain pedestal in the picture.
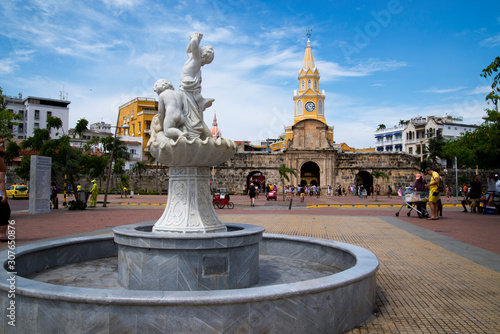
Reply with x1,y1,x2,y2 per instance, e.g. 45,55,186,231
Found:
153,167,226,233
115,223,263,290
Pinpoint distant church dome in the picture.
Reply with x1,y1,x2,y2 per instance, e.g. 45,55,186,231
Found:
210,112,222,139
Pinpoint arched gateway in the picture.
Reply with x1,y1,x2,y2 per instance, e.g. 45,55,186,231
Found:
300,161,320,186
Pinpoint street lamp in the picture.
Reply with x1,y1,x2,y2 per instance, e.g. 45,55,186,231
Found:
103,124,129,207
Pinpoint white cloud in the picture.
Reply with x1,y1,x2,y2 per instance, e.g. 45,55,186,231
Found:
467,85,492,95
419,87,466,94
0,58,17,74
480,33,500,47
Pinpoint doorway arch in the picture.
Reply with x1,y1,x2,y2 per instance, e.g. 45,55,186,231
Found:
356,171,373,195
300,161,320,186
248,171,266,192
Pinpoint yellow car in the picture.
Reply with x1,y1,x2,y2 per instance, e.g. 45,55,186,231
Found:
6,184,29,199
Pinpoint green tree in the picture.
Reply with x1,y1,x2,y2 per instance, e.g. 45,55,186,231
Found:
278,164,297,201
16,132,112,208
370,170,389,201
46,116,64,136
427,137,445,165
132,161,147,192
21,128,50,151
442,57,500,169
5,141,21,164
0,87,23,147
377,124,386,131
74,118,89,149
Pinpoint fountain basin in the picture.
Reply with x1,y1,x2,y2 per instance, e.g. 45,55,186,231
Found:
115,223,264,290
0,224,378,333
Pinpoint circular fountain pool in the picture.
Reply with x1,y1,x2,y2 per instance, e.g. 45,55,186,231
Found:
0,223,378,333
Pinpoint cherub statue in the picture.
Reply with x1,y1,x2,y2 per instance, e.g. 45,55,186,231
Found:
180,32,215,114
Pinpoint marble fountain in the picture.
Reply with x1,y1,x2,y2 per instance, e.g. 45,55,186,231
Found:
0,33,378,333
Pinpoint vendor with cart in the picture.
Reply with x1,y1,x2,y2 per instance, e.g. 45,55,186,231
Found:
412,173,427,218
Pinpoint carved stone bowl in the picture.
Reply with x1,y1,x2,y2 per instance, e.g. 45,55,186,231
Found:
149,135,237,167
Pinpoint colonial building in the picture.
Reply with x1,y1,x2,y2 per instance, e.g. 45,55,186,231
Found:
375,115,478,167
117,97,157,156
4,93,70,140
210,35,419,195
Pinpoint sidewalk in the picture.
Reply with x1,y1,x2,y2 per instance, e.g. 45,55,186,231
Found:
2,193,499,333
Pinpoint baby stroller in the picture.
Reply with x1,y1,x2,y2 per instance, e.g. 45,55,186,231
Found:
395,187,429,218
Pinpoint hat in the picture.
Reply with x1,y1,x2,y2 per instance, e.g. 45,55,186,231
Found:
92,179,96,183
416,174,421,178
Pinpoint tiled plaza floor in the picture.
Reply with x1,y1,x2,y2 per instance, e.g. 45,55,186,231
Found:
2,194,499,333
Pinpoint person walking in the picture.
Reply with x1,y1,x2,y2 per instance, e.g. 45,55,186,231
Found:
248,183,256,207
90,180,98,207
425,167,440,220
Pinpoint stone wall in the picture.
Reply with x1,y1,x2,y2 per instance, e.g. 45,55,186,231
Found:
6,158,499,196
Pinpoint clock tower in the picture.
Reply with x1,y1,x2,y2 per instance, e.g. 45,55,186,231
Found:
285,33,334,149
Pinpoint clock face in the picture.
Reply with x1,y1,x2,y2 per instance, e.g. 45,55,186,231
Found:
304,101,316,112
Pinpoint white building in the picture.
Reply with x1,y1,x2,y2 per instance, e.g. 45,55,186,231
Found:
374,125,405,152
375,115,478,166
69,121,112,151
68,122,143,170
404,115,478,155
4,94,70,140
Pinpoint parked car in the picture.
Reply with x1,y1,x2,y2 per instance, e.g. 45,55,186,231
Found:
6,184,29,199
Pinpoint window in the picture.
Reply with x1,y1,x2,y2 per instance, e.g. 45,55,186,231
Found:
409,147,413,154
18,124,24,133
132,124,135,136
34,123,39,129
130,149,137,156
138,122,141,134
18,110,23,120
146,121,151,130
314,80,318,90
47,111,52,118
308,79,312,89
296,100,303,116
34,110,40,120
301,80,305,90
318,100,323,115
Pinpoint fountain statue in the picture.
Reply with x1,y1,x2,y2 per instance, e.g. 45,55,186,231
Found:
147,32,236,234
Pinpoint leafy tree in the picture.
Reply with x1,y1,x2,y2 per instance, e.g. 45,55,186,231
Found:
21,128,50,151
132,161,147,192
46,116,63,136
278,164,297,201
0,87,23,147
5,141,20,164
74,118,89,149
371,170,389,201
398,119,408,126
442,57,500,169
427,138,445,164
377,124,386,130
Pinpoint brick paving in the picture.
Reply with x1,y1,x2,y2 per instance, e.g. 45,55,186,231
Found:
2,193,499,333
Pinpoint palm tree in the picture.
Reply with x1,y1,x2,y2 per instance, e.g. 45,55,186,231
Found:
132,161,147,193
278,164,298,201
74,118,89,149
370,170,389,201
377,124,386,131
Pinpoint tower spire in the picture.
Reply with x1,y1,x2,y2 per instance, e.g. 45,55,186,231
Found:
302,28,316,71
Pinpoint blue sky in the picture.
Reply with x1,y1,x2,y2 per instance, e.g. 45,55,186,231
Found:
1,0,499,149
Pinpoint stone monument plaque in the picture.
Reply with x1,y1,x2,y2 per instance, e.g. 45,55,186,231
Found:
29,155,52,214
